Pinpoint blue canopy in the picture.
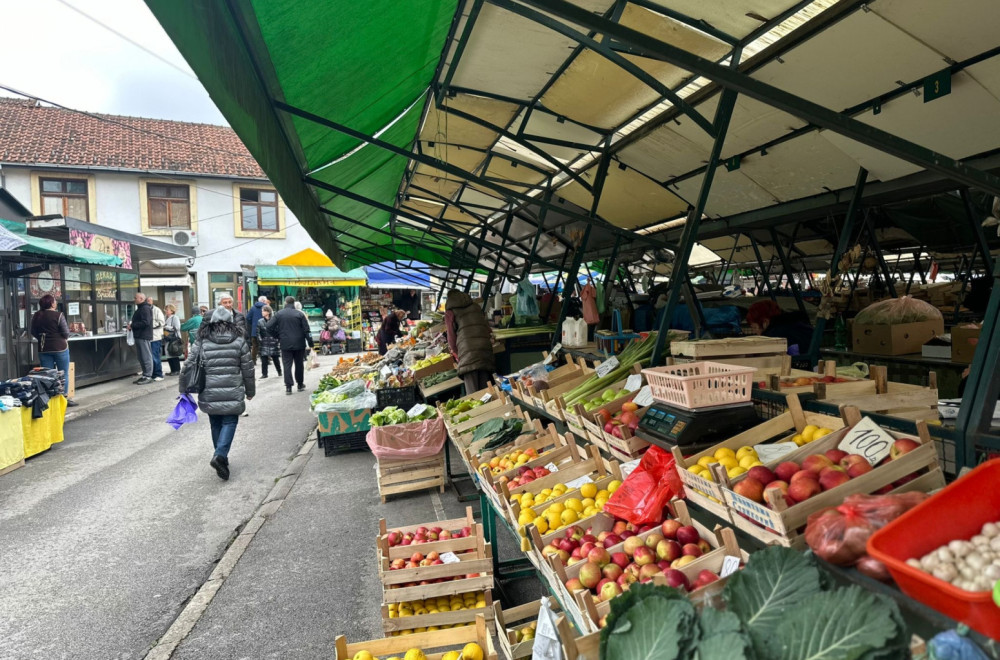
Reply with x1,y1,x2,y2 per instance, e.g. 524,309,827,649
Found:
364,262,430,290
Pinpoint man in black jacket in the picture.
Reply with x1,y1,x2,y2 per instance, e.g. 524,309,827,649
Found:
128,292,154,384
266,296,312,395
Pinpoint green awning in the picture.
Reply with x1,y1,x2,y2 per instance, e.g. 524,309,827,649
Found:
0,219,123,267
145,0,459,269
255,265,367,287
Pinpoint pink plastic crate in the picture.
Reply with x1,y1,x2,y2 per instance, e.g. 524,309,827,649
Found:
642,361,754,410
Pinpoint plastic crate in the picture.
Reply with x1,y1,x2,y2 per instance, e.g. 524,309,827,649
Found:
868,459,1000,639
320,429,369,456
346,338,363,353
642,361,754,410
375,385,417,411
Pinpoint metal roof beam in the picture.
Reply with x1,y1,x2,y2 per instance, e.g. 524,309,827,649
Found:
437,0,486,104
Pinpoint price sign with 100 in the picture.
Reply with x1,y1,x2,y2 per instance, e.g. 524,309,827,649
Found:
837,416,895,466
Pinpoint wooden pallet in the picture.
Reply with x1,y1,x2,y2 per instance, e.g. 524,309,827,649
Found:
493,599,560,660
377,453,446,503
335,613,497,660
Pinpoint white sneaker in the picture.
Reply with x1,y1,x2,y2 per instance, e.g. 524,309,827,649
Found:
241,411,249,417
153,377,164,382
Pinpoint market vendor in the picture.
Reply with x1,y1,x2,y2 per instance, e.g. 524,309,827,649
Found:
395,289,422,321
445,289,495,393
746,300,813,356
376,308,407,355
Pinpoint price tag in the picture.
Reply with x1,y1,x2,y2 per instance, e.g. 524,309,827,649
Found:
720,555,741,578
544,344,562,364
439,551,461,564
754,442,798,464
380,365,392,377
620,458,641,479
624,373,642,393
480,392,492,403
564,475,594,490
633,385,654,408
596,356,620,379
406,403,427,418
837,416,894,466
544,462,559,473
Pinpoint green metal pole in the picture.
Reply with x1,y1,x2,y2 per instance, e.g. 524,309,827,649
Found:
961,188,995,279
770,228,807,318
750,235,776,300
553,225,592,350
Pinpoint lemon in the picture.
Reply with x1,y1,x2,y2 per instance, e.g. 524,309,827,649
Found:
736,446,756,459
702,470,715,482
697,456,718,468
442,653,461,660
560,509,579,525
353,653,375,660
462,643,485,660
727,466,746,478
580,482,598,499
717,456,739,469
534,517,549,535
584,507,597,516
815,427,834,439
714,447,737,460
596,489,610,500
607,480,622,493
688,464,706,475
553,483,568,493
564,498,584,513
801,425,819,442
747,461,763,468
791,434,806,446
406,645,427,656
546,513,561,530
738,455,757,469
581,497,595,508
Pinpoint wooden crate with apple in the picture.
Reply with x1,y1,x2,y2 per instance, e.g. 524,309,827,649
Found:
336,613,497,660
556,618,599,660
579,398,647,457
766,360,875,398
716,407,945,548
468,421,560,475
377,452,447,503
461,414,549,468
493,599,560,660
477,433,583,515
557,365,643,431
377,507,478,564
671,395,844,523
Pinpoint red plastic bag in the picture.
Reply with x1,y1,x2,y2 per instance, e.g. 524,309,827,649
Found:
805,491,927,566
603,446,682,525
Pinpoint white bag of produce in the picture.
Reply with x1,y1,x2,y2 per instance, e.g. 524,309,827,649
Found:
531,596,563,660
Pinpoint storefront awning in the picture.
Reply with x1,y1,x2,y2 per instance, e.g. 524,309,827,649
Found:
1,218,122,266
365,262,430,290
255,265,367,287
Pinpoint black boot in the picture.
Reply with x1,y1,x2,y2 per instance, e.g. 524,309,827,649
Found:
210,455,230,480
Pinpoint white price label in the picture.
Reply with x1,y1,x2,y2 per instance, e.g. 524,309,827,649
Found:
564,475,594,490
480,392,492,403
544,462,559,473
544,344,562,364
380,365,392,377
439,551,461,564
620,458,641,479
754,442,798,464
720,555,741,578
406,403,428,418
633,385,654,408
837,417,895,466
596,356,620,379
624,373,642,393
68,302,80,316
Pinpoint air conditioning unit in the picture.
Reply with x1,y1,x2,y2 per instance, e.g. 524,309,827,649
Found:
172,230,198,247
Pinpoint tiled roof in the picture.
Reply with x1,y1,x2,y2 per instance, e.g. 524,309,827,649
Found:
0,97,266,179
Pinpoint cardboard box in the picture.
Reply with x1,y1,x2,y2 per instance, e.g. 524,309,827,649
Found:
952,324,982,363
317,409,371,436
921,339,951,360
852,319,945,356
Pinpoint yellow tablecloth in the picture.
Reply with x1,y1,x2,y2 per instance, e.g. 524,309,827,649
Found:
22,396,67,458
0,407,25,473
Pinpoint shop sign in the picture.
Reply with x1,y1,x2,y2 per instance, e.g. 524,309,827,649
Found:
70,229,132,269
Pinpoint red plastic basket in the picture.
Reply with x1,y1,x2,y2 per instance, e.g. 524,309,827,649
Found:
867,459,1000,639
642,361,754,410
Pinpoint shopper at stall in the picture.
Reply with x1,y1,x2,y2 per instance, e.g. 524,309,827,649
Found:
376,308,406,355
180,305,255,481
247,295,268,360
746,300,814,355
181,307,203,357
256,305,282,379
30,294,77,407
395,289,422,321
129,292,154,384
162,305,183,375
445,289,495,393
218,294,245,335
266,296,312,395
150,299,166,381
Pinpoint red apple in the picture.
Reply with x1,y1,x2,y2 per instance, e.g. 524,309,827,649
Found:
623,536,645,557
637,524,655,534
570,548,583,560
747,466,777,486
790,469,816,484
844,459,873,479
602,563,623,581
787,477,821,502
644,533,665,550
558,538,575,553
625,563,641,579
890,437,920,459
596,578,612,594
578,561,602,589
763,480,789,501
426,531,439,541
802,454,834,474
612,521,628,536
656,539,682,562
825,449,848,464
657,560,671,571
663,568,690,591
426,551,439,562
390,558,405,570
581,533,598,544
611,552,629,570
697,539,712,553
542,544,560,558
733,477,765,503
638,563,663,582
682,543,703,558
565,577,584,592
415,526,428,536
588,547,611,567
774,461,801,483
410,552,424,563
618,571,637,587
387,531,402,546
633,546,655,566
557,549,570,563
600,580,623,601
596,531,610,543
839,454,868,470
602,534,622,548
619,530,635,540
819,466,850,491
675,526,700,545
660,519,682,539
695,569,720,587
579,542,595,558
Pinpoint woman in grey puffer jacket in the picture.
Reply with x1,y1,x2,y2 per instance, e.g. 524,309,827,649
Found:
180,306,255,480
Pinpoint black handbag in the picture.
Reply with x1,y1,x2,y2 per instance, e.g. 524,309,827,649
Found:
181,352,206,394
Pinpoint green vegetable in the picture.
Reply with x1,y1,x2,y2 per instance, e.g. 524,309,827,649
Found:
370,405,438,426
600,583,697,660
481,419,523,451
421,369,458,388
471,417,506,443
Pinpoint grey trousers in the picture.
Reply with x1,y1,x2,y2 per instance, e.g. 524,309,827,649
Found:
135,339,153,378
462,370,492,395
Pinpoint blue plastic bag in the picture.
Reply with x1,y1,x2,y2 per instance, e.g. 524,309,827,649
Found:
166,393,198,430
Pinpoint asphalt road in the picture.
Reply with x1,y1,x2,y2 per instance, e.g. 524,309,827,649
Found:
0,369,319,660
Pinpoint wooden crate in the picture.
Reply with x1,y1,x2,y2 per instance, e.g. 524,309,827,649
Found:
412,354,456,382
493,600,560,660
377,507,478,560
538,362,598,422
671,336,787,359
480,435,583,496
335,613,497,660
382,588,495,635
440,389,509,429
671,395,844,523
469,421,559,475
556,617,599,660
377,453,446,503
419,376,463,400
717,409,946,547
476,430,574,515
511,472,623,529
817,367,939,422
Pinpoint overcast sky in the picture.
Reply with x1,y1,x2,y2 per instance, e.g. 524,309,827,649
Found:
0,0,227,125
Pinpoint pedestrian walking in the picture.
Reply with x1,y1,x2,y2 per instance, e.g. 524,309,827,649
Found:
376,308,406,355
180,305,255,481
218,294,246,334
150,299,166,381
265,296,312,395
180,306,203,358
247,295,268,361
30,294,77,407
162,304,183,375
129,292,154,384
445,289,495,394
256,304,282,379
